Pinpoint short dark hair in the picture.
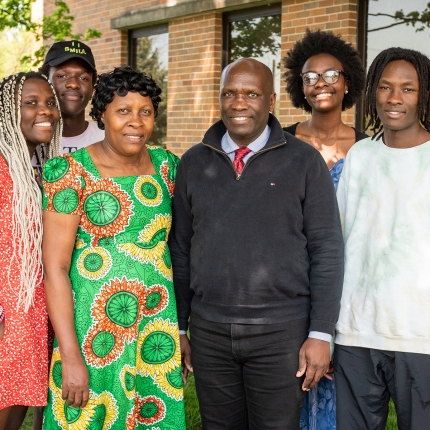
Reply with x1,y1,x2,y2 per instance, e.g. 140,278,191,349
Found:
283,29,365,113
90,66,162,130
39,61,97,86
365,47,430,135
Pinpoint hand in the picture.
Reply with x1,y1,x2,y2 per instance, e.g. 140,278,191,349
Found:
323,361,334,381
61,355,89,408
296,338,330,391
180,334,193,385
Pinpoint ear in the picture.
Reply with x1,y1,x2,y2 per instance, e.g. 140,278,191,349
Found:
269,92,276,113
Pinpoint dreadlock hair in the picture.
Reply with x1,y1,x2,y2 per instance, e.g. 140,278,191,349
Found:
0,71,62,311
283,28,365,113
365,47,430,136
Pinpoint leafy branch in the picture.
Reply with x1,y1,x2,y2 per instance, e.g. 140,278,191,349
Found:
31,0,101,66
230,15,280,60
369,2,430,33
21,0,101,67
0,0,35,31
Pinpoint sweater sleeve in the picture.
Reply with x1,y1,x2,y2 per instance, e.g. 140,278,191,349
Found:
169,158,194,331
303,152,344,335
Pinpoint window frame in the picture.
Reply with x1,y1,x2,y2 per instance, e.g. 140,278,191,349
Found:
222,3,282,69
355,0,369,131
128,23,169,69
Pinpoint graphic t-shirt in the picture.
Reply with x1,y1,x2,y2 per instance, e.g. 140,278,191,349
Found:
32,122,105,168
62,121,105,154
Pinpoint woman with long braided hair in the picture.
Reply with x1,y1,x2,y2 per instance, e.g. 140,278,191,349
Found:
0,71,62,429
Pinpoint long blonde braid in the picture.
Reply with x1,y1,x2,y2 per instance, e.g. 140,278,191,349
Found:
0,72,62,311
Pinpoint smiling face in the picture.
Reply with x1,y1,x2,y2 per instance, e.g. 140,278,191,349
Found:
101,91,155,156
376,60,421,133
20,78,60,149
49,58,94,118
220,59,276,147
301,53,348,113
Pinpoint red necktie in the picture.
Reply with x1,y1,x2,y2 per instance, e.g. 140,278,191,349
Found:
233,147,251,174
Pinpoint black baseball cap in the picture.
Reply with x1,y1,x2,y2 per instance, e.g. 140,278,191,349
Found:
43,40,96,72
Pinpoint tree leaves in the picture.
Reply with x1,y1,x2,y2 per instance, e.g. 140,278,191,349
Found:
369,2,430,33
0,0,34,32
230,15,280,61
0,0,101,68
134,36,167,147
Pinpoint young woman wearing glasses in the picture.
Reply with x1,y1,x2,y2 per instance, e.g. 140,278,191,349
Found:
283,28,366,189
283,29,366,430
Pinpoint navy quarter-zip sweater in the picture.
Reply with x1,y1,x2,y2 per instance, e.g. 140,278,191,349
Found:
169,115,344,335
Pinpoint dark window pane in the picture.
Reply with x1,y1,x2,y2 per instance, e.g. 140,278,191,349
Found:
229,15,281,61
225,12,281,114
131,32,168,147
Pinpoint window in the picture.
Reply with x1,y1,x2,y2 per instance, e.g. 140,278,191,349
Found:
129,24,168,147
223,4,282,115
367,0,430,68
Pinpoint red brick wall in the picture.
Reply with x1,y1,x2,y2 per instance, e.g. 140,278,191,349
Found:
167,14,223,155
43,0,133,72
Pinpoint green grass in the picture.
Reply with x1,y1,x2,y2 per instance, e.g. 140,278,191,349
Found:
20,407,33,430
22,383,397,430
184,373,202,429
386,400,398,430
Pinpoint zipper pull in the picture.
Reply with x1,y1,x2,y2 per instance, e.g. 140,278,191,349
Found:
236,174,241,180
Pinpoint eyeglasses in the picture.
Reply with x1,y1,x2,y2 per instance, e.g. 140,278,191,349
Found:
300,70,345,86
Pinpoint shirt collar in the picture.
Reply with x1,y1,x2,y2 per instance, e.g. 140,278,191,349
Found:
221,125,271,155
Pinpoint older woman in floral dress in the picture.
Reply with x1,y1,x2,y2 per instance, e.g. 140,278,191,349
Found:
42,67,186,430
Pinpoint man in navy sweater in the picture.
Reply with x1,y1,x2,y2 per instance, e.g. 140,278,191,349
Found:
169,58,344,429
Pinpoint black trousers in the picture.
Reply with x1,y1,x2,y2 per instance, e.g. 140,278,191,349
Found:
189,312,309,430
334,344,430,430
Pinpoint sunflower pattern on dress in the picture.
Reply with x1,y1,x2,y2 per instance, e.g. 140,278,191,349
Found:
42,147,185,430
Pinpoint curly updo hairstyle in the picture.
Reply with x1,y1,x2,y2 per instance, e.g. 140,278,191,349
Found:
365,47,430,135
90,66,162,130
283,29,365,113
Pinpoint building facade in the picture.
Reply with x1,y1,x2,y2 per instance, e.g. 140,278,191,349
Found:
41,0,430,154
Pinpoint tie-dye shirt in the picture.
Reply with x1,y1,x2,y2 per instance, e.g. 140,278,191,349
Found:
336,136,430,354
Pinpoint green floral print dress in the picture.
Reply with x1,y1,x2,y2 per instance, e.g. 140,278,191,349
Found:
42,146,186,430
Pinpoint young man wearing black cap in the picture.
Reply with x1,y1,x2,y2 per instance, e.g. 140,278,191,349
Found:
39,40,104,155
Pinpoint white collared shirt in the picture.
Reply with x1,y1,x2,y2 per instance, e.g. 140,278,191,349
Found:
221,125,271,163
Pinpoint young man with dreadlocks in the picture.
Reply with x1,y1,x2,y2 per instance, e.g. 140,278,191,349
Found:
0,72,62,429
334,47,430,429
